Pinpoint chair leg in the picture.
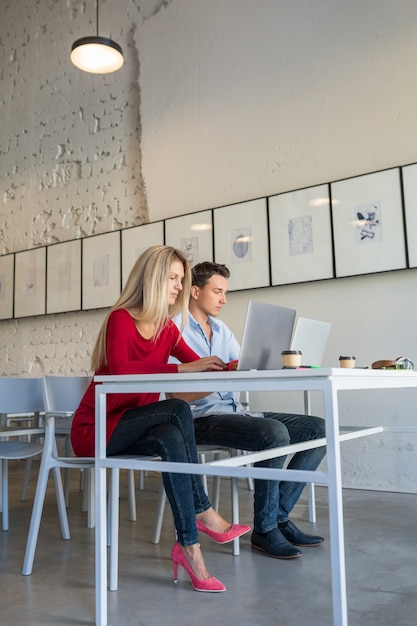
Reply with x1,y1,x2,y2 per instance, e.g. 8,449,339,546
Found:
52,466,71,539
2,459,9,531
21,458,33,501
107,473,111,548
139,470,145,490
86,468,95,529
212,452,223,511
151,480,167,544
231,477,240,556
212,475,221,511
63,437,72,506
238,450,254,491
22,459,68,575
308,482,316,524
63,469,70,506
109,468,120,592
127,470,136,522
82,469,88,512
198,453,209,494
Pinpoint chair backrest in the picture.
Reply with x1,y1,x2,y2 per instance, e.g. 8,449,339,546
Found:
0,377,44,414
42,375,92,414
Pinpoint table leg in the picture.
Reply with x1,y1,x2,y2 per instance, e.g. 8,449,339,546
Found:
323,381,348,626
96,390,108,626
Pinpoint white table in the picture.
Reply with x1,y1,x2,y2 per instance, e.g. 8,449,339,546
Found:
94,368,417,626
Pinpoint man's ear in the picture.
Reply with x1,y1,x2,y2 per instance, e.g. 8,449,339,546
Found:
190,285,199,300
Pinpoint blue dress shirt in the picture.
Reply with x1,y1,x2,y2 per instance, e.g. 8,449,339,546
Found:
172,313,262,418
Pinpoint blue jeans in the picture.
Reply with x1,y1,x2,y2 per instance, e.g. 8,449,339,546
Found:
193,411,326,534
106,398,211,545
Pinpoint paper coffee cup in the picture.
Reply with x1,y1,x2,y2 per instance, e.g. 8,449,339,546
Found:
281,350,302,368
339,356,356,368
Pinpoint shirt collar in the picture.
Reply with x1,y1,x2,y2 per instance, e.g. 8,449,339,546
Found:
188,311,221,335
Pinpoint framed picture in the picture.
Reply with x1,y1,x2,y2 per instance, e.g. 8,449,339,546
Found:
331,168,406,277
164,210,213,267
14,247,46,318
46,239,81,314
0,254,15,320
213,198,270,291
121,221,164,286
82,232,121,310
268,184,334,285
401,163,417,267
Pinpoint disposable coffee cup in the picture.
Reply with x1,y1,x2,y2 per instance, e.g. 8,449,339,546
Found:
339,356,356,368
281,350,302,368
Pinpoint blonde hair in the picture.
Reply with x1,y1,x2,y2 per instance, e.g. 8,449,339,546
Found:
91,245,191,371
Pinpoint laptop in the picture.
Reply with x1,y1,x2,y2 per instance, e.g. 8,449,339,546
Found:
290,317,331,367
237,301,296,370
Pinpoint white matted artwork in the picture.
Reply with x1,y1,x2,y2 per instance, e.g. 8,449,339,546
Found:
0,254,15,320
14,247,46,318
269,184,334,285
82,231,121,310
213,198,270,291
165,210,213,267
46,239,81,314
121,222,164,285
401,163,417,268
331,168,406,277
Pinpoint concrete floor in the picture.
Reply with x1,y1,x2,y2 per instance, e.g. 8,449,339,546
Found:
1,462,416,626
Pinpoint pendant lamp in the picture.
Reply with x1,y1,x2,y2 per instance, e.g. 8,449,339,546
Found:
70,0,124,74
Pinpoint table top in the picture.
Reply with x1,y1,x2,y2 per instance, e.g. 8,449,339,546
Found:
94,367,417,392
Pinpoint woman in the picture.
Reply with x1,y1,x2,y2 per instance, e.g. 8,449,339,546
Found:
71,245,250,592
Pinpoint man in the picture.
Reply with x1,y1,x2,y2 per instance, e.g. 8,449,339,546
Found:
170,261,326,559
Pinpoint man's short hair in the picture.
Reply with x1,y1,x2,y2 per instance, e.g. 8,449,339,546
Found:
191,262,230,288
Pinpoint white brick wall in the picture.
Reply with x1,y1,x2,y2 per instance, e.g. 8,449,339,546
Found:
0,0,164,375
0,311,101,376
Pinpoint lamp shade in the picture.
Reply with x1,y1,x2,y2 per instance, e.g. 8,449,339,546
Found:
70,36,124,74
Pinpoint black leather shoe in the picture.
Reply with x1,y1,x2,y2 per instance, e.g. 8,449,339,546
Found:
279,520,325,547
251,528,302,559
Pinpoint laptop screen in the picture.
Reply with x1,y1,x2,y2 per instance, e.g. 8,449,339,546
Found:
290,317,331,366
237,301,296,370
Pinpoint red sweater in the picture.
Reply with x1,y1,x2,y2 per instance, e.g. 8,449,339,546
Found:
71,309,200,457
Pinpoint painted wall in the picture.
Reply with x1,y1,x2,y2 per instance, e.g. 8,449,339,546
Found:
139,0,417,492
1,0,417,491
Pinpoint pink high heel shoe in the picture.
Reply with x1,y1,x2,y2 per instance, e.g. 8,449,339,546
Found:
196,519,251,544
171,542,226,593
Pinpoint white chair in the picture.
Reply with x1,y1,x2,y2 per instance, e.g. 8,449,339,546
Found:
41,373,94,510
22,375,154,581
0,377,45,531
42,374,138,520
22,375,94,575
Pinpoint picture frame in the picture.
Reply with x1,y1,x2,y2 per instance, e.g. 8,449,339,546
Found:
401,162,417,268
213,198,270,291
121,221,164,286
0,254,15,320
268,184,334,285
330,168,406,277
82,231,121,310
46,239,82,314
14,247,46,318
164,210,213,267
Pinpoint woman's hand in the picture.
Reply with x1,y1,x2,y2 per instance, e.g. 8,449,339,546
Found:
178,356,227,373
